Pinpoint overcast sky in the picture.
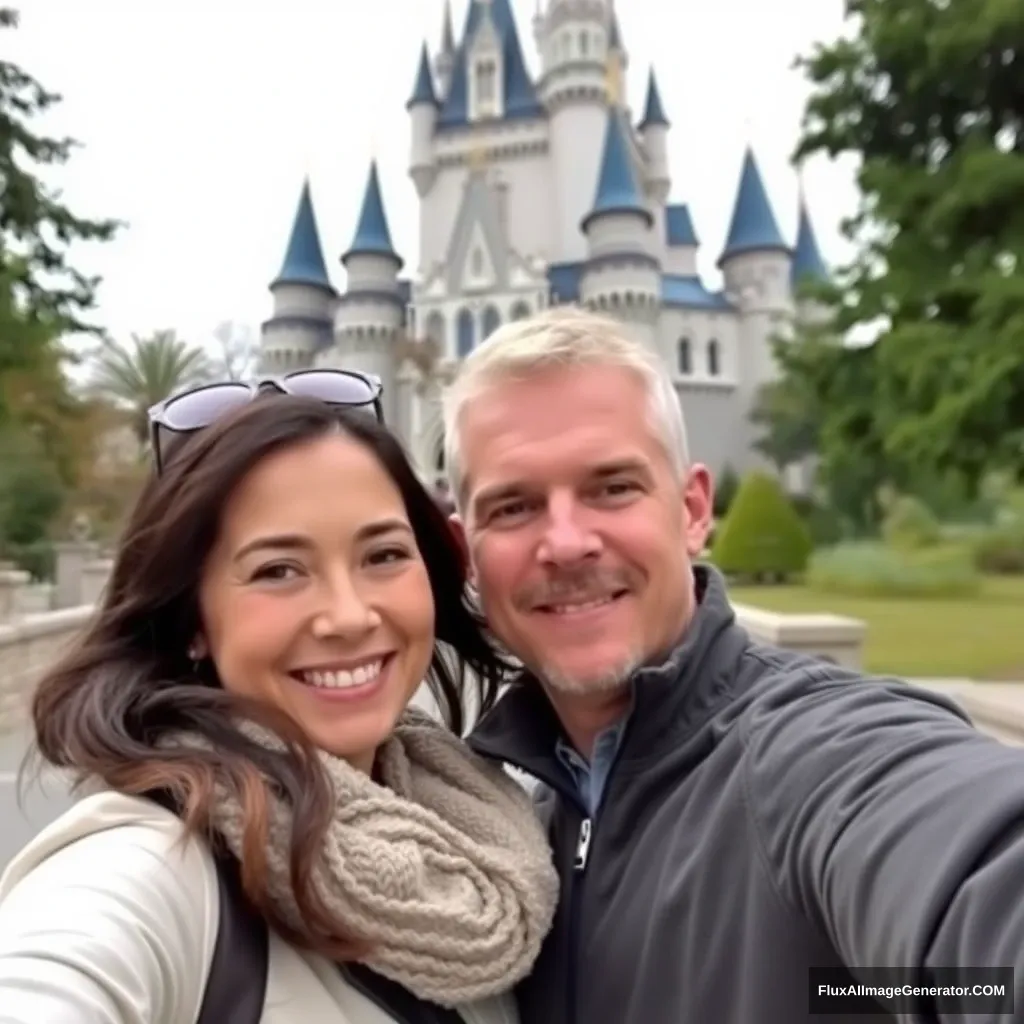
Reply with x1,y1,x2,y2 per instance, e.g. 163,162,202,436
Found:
13,0,856,349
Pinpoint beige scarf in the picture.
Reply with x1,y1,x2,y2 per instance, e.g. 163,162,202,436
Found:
176,708,558,1008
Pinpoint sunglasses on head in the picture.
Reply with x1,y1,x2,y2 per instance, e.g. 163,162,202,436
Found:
147,368,384,475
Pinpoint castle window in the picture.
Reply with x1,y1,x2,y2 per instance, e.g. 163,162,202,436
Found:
482,305,501,339
677,337,692,375
706,338,721,377
473,59,498,118
457,308,475,358
425,311,445,348
579,31,589,56
511,301,531,320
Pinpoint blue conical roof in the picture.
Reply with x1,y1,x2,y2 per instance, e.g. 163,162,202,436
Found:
342,162,402,267
639,68,668,129
791,198,827,285
719,148,788,263
582,107,653,232
408,41,438,108
441,0,455,52
272,179,334,292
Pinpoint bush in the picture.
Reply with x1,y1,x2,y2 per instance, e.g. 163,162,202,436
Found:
713,465,740,518
710,471,813,581
806,541,980,598
972,525,1024,575
880,494,941,550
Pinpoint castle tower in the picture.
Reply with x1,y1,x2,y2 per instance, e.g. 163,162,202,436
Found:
407,42,439,198
260,179,336,374
638,68,670,205
717,147,792,439
580,78,659,349
539,0,618,262
435,1,456,98
791,183,829,323
335,162,405,425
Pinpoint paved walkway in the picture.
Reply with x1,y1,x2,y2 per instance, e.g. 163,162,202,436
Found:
0,729,76,875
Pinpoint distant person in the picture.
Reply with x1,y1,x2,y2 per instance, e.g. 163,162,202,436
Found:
434,478,456,517
444,306,1024,1023
0,375,557,1023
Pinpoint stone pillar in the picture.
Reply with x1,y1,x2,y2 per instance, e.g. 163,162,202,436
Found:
53,541,99,609
80,558,115,606
0,567,30,622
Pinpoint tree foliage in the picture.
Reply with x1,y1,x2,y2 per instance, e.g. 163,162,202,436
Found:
85,330,212,443
0,7,121,356
767,0,1024,519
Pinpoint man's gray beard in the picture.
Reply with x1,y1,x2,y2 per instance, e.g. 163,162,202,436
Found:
539,649,644,697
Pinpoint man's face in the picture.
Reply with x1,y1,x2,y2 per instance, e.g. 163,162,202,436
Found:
455,364,712,695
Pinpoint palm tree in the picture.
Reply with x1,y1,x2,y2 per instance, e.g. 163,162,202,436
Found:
85,330,212,445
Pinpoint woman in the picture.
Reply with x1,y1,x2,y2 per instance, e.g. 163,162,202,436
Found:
0,374,558,1024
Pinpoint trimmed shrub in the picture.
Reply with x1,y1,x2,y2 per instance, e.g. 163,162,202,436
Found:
713,465,740,518
972,524,1024,575
710,471,813,581
880,494,941,550
806,541,980,598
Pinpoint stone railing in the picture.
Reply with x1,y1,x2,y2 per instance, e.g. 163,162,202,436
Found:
731,604,867,670
0,606,96,734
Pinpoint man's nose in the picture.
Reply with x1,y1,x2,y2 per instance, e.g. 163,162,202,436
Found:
311,572,381,639
538,495,601,565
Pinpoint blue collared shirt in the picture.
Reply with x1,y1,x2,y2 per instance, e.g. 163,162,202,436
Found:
555,717,629,816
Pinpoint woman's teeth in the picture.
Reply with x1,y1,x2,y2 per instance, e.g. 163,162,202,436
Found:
298,660,384,689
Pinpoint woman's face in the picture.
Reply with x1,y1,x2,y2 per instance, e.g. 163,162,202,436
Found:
196,432,435,772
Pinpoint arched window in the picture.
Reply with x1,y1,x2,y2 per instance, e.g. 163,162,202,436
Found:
482,305,501,339
425,311,445,348
510,301,531,320
457,308,475,358
677,337,692,375
707,338,721,377
579,31,589,56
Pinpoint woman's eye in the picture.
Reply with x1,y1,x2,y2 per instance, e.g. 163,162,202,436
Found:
367,547,411,566
251,563,301,582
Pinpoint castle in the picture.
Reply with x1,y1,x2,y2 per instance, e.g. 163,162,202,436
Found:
257,0,828,486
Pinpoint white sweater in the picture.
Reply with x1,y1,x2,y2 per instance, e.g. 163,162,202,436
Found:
0,790,518,1024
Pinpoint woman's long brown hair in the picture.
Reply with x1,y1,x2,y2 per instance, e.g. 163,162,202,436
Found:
28,395,512,959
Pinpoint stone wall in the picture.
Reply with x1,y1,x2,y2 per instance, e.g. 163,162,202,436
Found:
0,607,96,734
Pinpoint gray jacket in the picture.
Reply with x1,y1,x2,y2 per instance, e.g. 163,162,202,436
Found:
469,565,1024,1023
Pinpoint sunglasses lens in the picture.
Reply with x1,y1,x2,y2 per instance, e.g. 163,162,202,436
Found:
160,383,252,431
287,371,380,409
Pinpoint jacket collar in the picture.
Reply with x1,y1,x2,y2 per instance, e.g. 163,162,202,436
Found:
468,564,748,787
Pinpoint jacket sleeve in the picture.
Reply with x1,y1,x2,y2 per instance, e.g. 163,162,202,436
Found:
743,665,1024,1019
0,818,217,1024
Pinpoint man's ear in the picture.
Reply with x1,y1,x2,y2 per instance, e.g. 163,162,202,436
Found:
448,512,476,586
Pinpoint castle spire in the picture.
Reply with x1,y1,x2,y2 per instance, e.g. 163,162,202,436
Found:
791,179,827,285
719,147,787,263
271,178,334,292
342,162,402,268
408,41,438,108
582,103,652,232
638,67,669,129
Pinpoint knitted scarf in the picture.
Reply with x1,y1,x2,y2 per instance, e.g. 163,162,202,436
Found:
175,708,558,1008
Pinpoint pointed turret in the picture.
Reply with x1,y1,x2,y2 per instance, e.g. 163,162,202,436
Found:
271,179,334,293
260,180,336,374
342,162,403,270
791,195,827,286
581,107,652,233
408,42,439,196
718,147,788,265
638,67,670,202
638,69,669,130
436,0,456,97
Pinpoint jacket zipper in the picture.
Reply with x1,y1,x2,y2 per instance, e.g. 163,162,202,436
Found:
566,814,592,1024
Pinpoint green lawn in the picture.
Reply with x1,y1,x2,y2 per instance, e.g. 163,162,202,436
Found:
728,576,1024,680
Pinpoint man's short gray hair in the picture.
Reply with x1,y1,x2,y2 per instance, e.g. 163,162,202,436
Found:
442,306,689,505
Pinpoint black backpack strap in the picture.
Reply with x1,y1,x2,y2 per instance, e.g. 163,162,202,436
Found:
342,963,467,1024
195,854,269,1024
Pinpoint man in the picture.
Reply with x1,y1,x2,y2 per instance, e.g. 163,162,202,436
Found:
443,306,1024,1024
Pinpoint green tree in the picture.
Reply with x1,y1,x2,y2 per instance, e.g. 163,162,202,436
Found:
85,330,211,444
0,7,121,382
793,0,1024,492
